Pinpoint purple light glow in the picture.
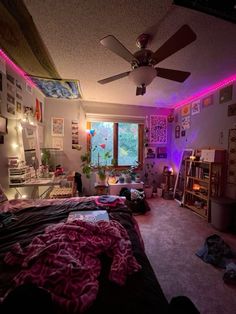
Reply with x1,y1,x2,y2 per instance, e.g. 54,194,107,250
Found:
173,74,236,109
0,49,35,87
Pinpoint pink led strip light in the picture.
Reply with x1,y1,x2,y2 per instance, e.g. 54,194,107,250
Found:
173,74,236,109
0,49,35,87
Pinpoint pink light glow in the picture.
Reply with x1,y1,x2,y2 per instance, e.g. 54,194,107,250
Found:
0,49,35,87
173,74,236,109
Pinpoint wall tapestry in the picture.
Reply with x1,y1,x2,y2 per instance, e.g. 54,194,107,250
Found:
29,76,82,99
191,100,200,115
227,129,236,184
219,84,233,104
149,115,167,144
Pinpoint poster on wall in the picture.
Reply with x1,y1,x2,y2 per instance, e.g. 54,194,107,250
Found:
6,73,15,85
149,115,167,144
145,146,156,158
71,120,79,149
51,117,64,136
181,104,190,116
202,94,213,108
191,100,201,115
156,147,167,158
182,116,190,129
175,125,180,138
35,99,43,123
219,84,233,104
227,129,236,184
7,93,15,115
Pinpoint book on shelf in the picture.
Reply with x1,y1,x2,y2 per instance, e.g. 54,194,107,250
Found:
67,210,109,223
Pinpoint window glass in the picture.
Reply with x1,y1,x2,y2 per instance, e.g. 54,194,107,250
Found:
91,122,113,165
118,123,138,165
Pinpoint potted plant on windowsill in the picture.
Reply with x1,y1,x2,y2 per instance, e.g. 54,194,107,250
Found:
80,146,112,185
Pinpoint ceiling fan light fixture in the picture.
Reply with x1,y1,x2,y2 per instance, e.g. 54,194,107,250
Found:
129,66,156,87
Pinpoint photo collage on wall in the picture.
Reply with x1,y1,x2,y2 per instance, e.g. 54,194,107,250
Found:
175,83,234,139
51,117,64,151
71,120,80,149
6,73,16,115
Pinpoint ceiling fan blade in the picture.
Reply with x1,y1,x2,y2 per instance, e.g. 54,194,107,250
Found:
156,67,191,82
98,71,130,84
100,35,137,64
152,25,197,65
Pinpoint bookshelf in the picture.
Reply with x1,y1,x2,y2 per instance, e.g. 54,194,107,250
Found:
183,160,224,221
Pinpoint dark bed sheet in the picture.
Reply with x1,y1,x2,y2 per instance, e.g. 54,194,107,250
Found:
0,197,168,314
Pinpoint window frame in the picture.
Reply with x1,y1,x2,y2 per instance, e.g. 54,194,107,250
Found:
87,121,143,169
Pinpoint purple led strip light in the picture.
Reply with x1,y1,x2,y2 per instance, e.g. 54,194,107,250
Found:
172,74,236,109
0,49,35,87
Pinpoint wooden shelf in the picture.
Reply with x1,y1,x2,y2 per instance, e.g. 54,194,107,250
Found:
184,204,207,218
185,189,208,201
183,159,224,221
186,176,209,183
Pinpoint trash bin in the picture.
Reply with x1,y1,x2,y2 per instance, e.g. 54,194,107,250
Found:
211,197,235,232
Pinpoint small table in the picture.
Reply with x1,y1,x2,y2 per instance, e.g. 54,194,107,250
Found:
108,181,144,195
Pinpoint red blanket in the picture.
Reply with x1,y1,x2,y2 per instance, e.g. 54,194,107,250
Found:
4,219,141,313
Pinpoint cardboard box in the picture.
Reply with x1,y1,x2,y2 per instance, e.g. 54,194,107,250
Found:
201,149,226,163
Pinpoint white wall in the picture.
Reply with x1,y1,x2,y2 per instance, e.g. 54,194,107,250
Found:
171,81,236,198
44,99,173,195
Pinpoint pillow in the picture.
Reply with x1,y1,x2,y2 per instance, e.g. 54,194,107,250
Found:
0,184,8,204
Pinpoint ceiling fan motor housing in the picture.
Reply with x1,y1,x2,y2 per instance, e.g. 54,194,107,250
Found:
136,33,151,49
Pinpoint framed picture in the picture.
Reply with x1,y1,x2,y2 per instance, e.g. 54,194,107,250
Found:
51,117,64,136
219,85,233,104
156,146,167,158
25,127,34,138
191,100,201,115
145,146,156,158
202,94,213,108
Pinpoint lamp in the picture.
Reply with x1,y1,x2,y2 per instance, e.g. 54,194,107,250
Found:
129,66,156,87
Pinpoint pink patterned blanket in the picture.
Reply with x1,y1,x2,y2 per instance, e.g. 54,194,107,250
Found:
4,219,141,313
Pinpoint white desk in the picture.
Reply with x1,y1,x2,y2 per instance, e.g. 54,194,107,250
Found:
109,181,144,195
10,176,63,199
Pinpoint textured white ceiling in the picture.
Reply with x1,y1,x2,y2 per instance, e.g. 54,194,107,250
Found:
24,0,236,108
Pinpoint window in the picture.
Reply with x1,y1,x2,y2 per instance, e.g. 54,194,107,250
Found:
88,121,143,167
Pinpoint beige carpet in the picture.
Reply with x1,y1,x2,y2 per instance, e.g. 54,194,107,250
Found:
135,198,236,314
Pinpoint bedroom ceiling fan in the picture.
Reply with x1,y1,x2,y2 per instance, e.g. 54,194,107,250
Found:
98,24,197,96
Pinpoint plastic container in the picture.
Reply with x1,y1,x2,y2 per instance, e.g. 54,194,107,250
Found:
211,197,235,232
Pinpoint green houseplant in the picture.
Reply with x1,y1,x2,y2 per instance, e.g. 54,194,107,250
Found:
80,148,112,184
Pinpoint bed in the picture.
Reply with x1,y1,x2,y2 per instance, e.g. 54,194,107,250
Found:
0,196,169,314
